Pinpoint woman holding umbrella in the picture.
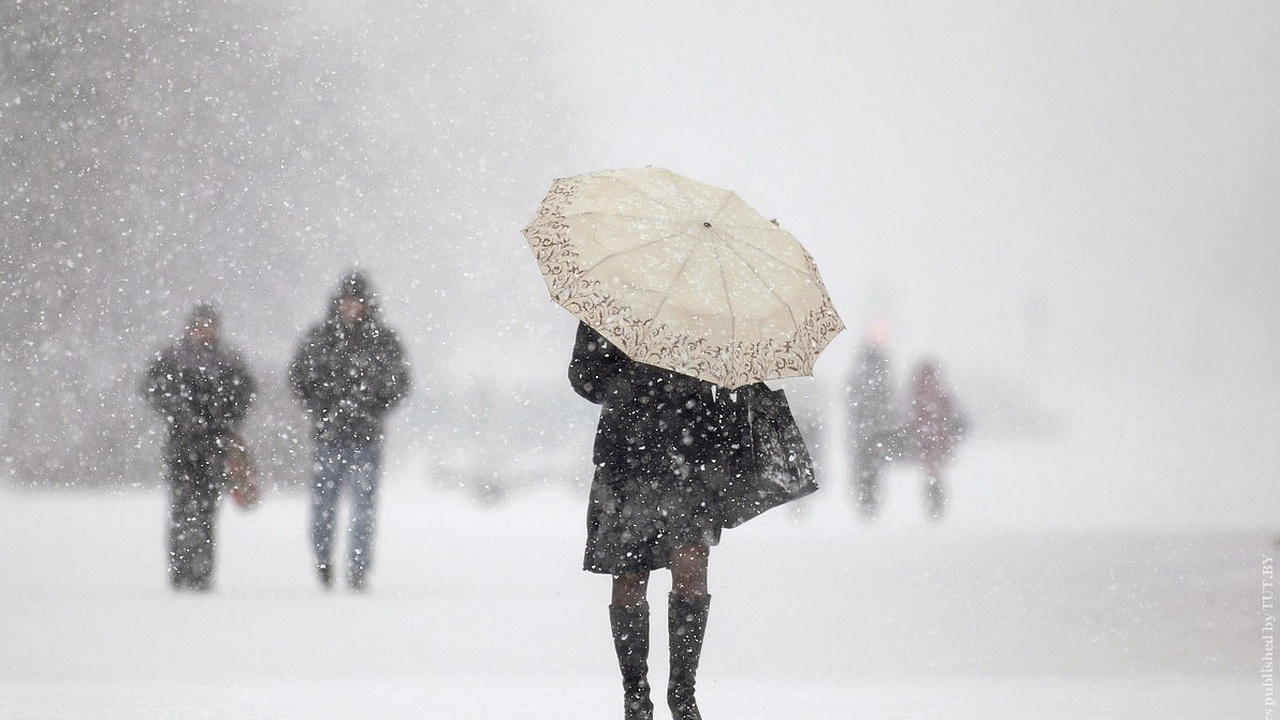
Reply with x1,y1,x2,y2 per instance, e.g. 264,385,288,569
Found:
569,320,728,720
526,168,844,720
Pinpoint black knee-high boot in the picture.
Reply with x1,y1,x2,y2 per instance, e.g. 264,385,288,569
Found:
667,593,711,720
610,602,654,720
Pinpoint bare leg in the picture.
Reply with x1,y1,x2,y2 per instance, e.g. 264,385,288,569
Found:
612,570,650,606
669,544,708,599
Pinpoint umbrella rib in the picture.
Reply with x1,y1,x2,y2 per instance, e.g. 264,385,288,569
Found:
580,229,691,273
670,175,711,216
718,226,811,274
607,174,689,216
709,193,809,281
562,210,664,223
713,239,739,359
652,249,697,323
710,191,737,223
714,227,802,329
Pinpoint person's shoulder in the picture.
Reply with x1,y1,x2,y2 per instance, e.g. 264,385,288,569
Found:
296,321,331,346
154,340,188,364
217,343,252,370
371,320,404,346
146,344,176,372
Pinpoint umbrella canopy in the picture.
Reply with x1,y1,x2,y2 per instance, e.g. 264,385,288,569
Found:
524,167,844,389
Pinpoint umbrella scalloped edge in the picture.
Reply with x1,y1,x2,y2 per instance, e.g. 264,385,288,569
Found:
523,173,845,389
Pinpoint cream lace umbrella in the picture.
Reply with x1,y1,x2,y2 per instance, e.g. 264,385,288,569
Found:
523,167,844,389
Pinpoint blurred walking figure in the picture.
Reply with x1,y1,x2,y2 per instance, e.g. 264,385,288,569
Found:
290,271,410,591
143,303,257,592
905,360,967,521
847,335,898,518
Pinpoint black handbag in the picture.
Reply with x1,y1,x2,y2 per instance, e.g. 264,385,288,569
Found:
716,384,819,529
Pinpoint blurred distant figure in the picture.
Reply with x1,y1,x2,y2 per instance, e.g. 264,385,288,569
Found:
143,303,257,592
905,360,967,521
847,337,898,518
290,271,410,592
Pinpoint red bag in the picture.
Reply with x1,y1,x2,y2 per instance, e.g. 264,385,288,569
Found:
223,434,262,510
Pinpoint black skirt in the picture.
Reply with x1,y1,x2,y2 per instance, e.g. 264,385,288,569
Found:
583,452,724,575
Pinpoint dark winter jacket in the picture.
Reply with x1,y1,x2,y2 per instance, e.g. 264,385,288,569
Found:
569,322,738,477
289,309,410,446
143,338,256,461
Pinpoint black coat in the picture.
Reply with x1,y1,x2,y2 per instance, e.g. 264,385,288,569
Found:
570,322,817,571
289,315,410,445
569,322,734,478
848,343,897,455
143,339,256,462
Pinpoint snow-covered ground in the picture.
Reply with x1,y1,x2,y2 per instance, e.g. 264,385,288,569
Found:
0,456,1266,720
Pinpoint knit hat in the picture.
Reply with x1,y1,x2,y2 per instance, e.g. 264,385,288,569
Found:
188,302,221,329
337,270,370,301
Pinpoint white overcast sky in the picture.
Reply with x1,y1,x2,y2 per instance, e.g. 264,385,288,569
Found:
533,1,1279,524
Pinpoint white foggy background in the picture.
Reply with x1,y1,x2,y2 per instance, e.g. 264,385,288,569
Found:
2,1,1276,527
531,1,1280,529
317,0,1280,530
1,2,1274,718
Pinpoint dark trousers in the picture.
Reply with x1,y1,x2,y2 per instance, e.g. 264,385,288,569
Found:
167,451,222,590
853,448,886,516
